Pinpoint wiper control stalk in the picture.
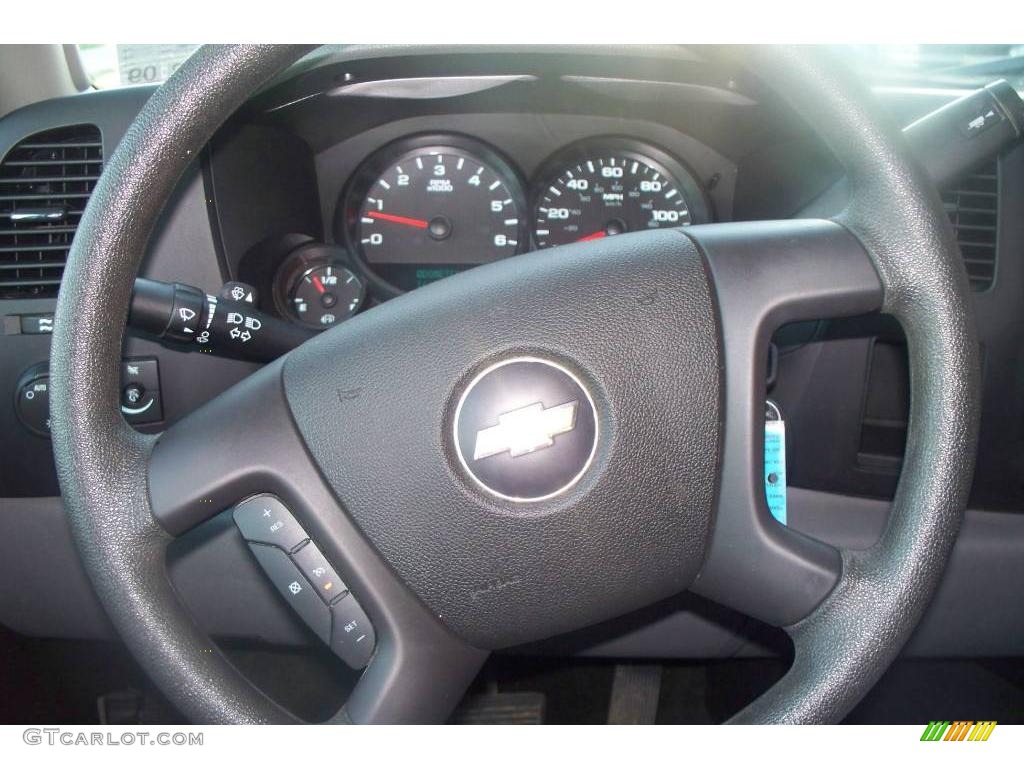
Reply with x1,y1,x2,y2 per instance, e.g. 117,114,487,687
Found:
128,277,316,363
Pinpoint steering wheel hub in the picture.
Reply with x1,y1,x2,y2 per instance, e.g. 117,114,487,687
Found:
283,228,723,649
452,356,599,503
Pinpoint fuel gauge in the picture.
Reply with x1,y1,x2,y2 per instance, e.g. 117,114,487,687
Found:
290,263,365,329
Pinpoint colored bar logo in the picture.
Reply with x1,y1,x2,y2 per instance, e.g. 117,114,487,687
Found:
920,721,997,741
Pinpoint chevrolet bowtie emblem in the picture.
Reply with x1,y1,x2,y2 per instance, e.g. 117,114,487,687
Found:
473,400,579,460
454,357,597,501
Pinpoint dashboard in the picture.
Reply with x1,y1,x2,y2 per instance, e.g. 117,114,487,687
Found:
267,131,713,327
1,46,1023,662
205,60,742,339
344,134,705,296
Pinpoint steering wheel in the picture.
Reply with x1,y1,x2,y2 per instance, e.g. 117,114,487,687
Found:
49,45,980,724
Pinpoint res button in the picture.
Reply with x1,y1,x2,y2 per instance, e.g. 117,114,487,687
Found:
233,494,308,552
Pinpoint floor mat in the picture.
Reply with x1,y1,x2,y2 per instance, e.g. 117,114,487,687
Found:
450,691,546,724
4,619,1022,725
458,656,1024,724
845,659,1024,724
608,664,662,724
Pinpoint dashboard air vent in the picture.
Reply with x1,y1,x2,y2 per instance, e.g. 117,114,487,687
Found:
941,161,998,291
0,124,102,298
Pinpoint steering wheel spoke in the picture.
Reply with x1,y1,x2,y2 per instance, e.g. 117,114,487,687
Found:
148,361,300,535
685,220,883,626
146,359,486,722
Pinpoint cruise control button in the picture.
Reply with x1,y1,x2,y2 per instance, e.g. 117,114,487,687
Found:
233,495,308,552
292,541,347,603
247,543,330,643
330,595,375,669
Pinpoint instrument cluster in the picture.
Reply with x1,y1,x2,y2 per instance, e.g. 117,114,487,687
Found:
274,133,711,329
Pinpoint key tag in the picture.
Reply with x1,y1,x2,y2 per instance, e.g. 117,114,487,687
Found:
764,400,787,525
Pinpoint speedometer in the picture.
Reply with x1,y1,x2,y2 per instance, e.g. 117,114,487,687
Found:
342,136,527,294
532,139,708,249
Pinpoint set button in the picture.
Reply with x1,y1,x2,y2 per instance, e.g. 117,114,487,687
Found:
330,595,375,669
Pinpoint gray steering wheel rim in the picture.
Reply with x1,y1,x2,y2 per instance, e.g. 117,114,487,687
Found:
49,44,979,724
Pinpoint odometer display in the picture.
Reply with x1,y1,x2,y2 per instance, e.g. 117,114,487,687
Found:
345,139,526,293
533,147,695,249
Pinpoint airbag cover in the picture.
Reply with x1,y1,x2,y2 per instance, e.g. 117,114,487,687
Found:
283,230,722,648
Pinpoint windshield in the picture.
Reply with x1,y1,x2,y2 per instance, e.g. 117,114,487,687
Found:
835,44,1024,90
78,44,198,89
76,44,1024,91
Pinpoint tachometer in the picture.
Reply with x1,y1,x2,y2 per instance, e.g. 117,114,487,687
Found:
532,139,708,249
342,136,527,293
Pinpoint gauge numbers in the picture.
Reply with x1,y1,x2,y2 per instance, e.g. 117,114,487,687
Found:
290,263,364,329
349,142,526,292
534,152,692,249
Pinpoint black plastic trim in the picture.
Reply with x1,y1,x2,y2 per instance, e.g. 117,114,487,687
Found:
686,219,884,626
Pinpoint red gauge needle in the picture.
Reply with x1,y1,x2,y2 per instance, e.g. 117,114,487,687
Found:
367,211,430,229
311,275,326,294
576,230,607,242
